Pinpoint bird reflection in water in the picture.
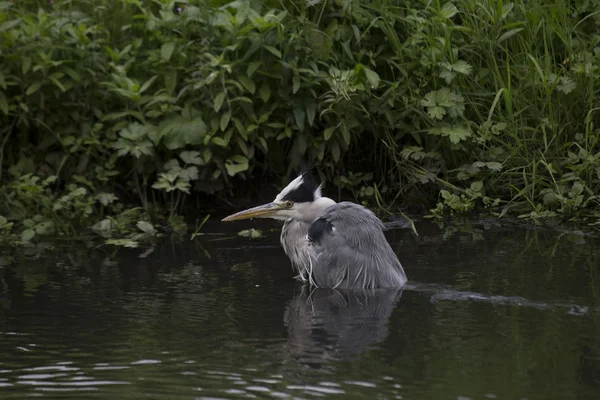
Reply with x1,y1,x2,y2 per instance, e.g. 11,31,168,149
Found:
281,286,403,366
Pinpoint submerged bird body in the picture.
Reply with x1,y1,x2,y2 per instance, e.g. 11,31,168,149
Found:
222,173,407,289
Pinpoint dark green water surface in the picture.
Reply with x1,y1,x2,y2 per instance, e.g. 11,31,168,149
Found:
1,219,599,399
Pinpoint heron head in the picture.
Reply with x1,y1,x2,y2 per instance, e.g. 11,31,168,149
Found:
222,173,332,222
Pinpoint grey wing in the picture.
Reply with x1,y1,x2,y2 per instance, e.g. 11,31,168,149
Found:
307,202,407,289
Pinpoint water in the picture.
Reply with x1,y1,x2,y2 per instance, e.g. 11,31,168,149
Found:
1,219,599,399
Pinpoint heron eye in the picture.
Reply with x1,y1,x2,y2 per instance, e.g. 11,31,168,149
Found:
285,201,294,209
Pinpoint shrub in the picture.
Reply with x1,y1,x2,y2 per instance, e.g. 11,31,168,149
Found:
1,0,600,245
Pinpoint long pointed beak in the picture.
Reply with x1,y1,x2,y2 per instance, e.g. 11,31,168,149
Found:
221,202,281,222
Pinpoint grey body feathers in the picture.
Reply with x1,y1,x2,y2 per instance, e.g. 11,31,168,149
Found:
280,202,407,289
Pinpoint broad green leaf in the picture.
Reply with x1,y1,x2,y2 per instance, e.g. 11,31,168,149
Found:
497,28,523,43
247,61,261,77
225,156,249,177
161,108,207,150
341,126,351,145
557,77,576,94
470,181,484,192
364,67,380,89
220,112,231,131
49,77,66,92
293,107,305,131
427,106,446,120
439,69,455,84
139,75,158,94
331,141,340,162
0,18,21,32
428,124,472,144
95,193,118,206
214,92,226,112
180,151,203,165
452,60,472,75
26,81,42,96
21,228,35,242
233,118,248,141
263,45,281,58
486,161,503,171
440,2,458,19
212,137,227,147
292,77,300,94
137,221,157,235
324,127,335,140
161,42,176,61
259,84,271,102
63,67,81,82
180,166,199,181
238,76,256,94
306,102,316,127
164,69,177,95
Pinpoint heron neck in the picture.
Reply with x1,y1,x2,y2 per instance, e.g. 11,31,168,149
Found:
297,196,336,223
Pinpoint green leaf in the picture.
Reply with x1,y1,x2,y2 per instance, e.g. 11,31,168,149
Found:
21,228,35,242
259,84,271,102
485,161,503,171
428,123,472,144
440,2,458,19
263,45,281,58
212,137,227,147
180,166,199,181
572,181,584,196
470,181,484,192
452,60,472,75
439,69,455,84
139,75,158,94
331,141,340,162
161,107,207,150
164,69,177,95
341,126,351,145
220,112,231,131
64,67,81,82
180,150,203,165
49,76,66,92
233,118,248,141
225,156,249,177
238,76,256,94
557,76,576,94
293,77,300,94
293,107,305,131
26,81,42,96
161,42,176,61
306,102,316,127
497,28,523,43
324,127,335,140
364,67,380,89
214,92,226,112
137,221,157,235
0,18,21,33
247,61,261,77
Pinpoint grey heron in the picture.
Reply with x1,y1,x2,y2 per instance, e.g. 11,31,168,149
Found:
222,173,408,289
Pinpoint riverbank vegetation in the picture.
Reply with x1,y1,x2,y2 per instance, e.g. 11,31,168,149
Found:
1,0,600,245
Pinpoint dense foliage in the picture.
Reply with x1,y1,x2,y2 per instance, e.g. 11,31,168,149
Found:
1,0,600,245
